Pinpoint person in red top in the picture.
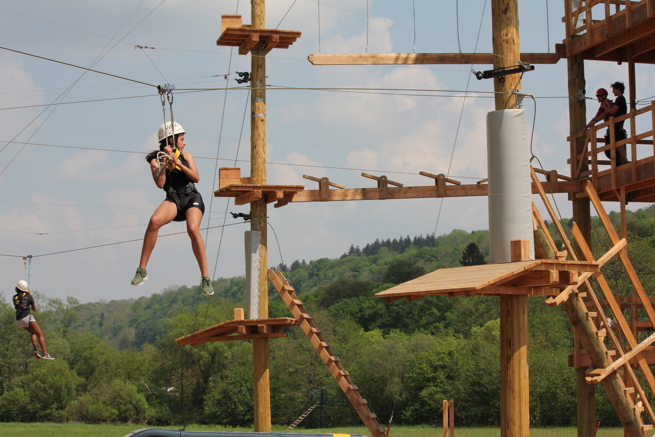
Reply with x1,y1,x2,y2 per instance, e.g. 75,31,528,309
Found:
586,88,614,129
12,280,54,360
586,87,628,165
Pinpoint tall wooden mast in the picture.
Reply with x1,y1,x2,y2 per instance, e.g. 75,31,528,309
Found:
250,0,270,431
489,2,529,436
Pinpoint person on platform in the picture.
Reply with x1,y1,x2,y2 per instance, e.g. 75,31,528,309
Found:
585,85,628,165
12,280,54,360
130,122,214,296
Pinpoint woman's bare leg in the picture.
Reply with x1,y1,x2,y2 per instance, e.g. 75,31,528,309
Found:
26,321,47,355
186,207,209,278
139,201,177,269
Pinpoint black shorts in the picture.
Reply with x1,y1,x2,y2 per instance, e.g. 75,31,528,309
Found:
165,189,205,222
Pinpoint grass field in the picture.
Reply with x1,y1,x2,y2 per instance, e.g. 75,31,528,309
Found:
0,423,629,437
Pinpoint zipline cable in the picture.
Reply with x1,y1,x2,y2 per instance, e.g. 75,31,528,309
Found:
0,0,162,177
0,46,158,88
0,222,247,259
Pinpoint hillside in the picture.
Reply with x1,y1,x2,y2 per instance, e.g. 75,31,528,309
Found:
3,205,655,427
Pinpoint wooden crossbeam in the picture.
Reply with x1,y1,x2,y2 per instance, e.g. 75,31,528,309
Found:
308,53,560,65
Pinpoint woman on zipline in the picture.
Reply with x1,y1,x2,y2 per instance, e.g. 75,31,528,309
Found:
13,280,54,360
131,122,214,296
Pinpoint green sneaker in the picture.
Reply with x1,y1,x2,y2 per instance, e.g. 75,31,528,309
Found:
131,267,148,286
201,277,214,296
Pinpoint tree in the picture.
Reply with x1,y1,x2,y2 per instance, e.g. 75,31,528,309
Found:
460,242,486,266
317,277,374,308
383,259,426,284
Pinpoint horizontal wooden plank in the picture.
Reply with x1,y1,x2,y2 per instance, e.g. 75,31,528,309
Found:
308,52,560,65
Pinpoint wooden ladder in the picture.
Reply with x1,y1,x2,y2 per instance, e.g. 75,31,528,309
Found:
287,401,319,430
268,269,387,437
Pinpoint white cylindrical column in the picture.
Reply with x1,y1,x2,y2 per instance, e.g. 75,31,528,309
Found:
245,230,261,319
487,108,534,263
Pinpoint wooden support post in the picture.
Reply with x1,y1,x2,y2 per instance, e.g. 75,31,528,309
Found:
442,399,454,437
492,1,529,434
250,0,270,432
449,400,455,437
567,48,595,437
442,400,448,437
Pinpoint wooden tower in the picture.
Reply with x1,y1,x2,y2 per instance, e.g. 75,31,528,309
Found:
178,1,655,436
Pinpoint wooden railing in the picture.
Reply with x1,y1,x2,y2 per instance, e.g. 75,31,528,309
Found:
569,101,655,190
563,0,655,56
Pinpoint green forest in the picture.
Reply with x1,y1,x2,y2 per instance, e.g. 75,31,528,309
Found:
2,205,655,429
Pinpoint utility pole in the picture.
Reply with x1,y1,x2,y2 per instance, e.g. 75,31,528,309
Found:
490,1,529,436
250,0,270,432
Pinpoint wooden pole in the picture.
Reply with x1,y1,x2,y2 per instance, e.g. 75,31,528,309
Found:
491,2,529,436
567,53,596,437
250,0,270,432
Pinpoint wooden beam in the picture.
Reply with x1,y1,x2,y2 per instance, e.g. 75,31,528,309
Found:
308,52,560,65
587,332,655,383
236,190,262,205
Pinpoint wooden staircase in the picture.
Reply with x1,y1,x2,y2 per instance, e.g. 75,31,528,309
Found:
533,174,655,436
268,269,387,437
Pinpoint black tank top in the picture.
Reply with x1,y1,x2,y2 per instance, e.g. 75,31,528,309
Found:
163,153,193,192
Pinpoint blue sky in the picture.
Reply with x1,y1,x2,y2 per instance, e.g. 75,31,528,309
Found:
1,0,652,303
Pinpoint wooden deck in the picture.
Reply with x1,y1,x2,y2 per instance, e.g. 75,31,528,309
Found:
374,259,599,302
175,317,297,346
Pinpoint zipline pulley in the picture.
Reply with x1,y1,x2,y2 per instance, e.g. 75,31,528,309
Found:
235,71,251,84
231,212,251,221
472,61,534,82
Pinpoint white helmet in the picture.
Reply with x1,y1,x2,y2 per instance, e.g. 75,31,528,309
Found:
16,280,29,292
157,122,186,142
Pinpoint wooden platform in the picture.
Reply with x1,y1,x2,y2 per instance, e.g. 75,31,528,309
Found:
214,167,304,207
217,14,301,55
175,317,297,346
593,157,655,202
375,259,600,302
563,0,655,63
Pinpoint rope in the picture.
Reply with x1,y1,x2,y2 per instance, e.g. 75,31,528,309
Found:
412,0,417,53
432,0,488,238
210,88,251,282
317,0,322,52
366,0,369,53
546,0,551,53
456,0,461,53
23,255,32,286
276,0,298,30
